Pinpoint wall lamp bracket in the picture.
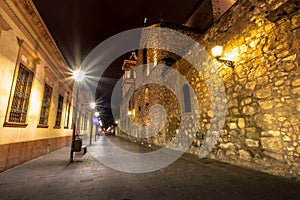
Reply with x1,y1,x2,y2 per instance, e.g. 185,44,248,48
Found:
216,58,235,69
211,45,235,69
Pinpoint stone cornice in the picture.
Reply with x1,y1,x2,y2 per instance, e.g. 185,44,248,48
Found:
148,21,206,34
15,0,66,65
0,13,12,31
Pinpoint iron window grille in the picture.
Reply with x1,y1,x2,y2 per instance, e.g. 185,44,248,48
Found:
55,95,64,127
71,106,75,129
38,84,52,126
84,116,87,130
64,101,71,128
9,64,33,123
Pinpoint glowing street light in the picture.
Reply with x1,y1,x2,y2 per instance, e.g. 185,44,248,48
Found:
211,45,235,69
211,45,223,58
73,69,86,82
89,102,96,109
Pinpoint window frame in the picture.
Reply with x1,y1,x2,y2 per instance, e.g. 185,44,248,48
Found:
64,101,71,129
54,94,64,129
6,63,34,126
37,83,52,128
3,38,39,128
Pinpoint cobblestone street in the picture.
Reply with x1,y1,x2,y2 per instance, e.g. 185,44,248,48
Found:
0,136,299,200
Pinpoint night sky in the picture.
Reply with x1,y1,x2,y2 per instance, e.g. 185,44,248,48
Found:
33,0,200,123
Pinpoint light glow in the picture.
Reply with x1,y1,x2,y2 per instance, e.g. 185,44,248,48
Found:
211,45,223,58
89,102,96,109
72,69,86,82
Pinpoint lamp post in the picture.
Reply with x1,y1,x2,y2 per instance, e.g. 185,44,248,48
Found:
89,102,96,146
94,111,100,141
70,69,85,163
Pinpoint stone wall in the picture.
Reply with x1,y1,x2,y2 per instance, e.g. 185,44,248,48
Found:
119,0,300,179
200,0,300,178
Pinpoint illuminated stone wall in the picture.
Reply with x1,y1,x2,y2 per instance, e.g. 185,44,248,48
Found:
119,0,300,179
200,0,300,178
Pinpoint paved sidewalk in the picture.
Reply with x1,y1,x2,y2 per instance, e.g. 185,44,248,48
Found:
0,136,300,200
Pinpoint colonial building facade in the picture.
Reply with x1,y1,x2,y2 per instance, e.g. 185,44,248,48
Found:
119,0,300,179
0,0,92,171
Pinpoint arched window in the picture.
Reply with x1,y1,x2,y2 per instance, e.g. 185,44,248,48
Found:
145,87,149,102
143,48,147,72
183,84,191,113
130,69,134,78
143,48,147,64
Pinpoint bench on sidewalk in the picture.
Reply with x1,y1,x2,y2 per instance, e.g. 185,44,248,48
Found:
74,136,87,156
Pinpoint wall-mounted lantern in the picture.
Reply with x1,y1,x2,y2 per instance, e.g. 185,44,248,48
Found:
211,45,235,69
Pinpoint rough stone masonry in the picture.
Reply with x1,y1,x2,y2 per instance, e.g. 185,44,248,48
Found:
119,0,300,180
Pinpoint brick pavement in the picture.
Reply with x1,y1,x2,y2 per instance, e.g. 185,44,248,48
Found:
0,136,299,200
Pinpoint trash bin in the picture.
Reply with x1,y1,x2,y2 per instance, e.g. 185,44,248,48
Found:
74,137,82,152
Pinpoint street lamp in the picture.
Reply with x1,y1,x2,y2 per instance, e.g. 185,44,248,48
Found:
211,45,235,69
73,69,86,82
89,102,96,146
89,102,96,109
70,69,85,163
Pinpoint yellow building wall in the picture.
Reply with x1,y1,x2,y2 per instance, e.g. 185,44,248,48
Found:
0,1,76,171
0,5,72,145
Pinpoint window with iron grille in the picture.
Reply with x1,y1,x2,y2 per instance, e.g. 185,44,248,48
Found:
71,106,75,129
84,116,87,130
9,64,34,123
64,101,71,128
81,115,87,131
38,84,52,126
55,95,64,127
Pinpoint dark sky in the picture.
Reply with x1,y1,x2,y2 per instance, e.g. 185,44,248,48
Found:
33,0,200,122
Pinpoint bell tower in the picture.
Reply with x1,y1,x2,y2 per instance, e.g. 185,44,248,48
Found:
121,52,137,97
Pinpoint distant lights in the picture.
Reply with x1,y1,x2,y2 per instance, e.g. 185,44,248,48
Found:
127,109,135,116
89,102,96,109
